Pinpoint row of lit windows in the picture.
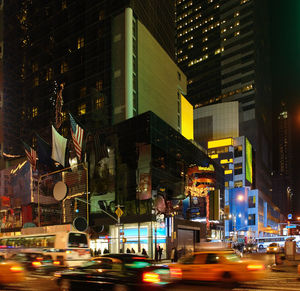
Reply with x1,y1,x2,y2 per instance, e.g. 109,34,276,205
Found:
177,12,202,29
30,97,104,119
182,35,193,44
194,84,254,108
202,21,220,33
215,47,224,55
178,16,217,36
221,21,239,34
188,54,208,66
181,0,193,10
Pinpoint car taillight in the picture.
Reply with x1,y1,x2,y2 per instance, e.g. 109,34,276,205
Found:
10,266,23,273
142,272,160,284
170,268,182,279
66,250,71,254
53,261,60,265
247,264,265,271
32,261,42,267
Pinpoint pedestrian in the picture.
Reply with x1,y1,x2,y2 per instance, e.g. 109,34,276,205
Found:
171,247,178,262
155,245,159,261
103,248,109,254
126,248,131,253
158,245,163,261
142,248,148,256
131,248,135,254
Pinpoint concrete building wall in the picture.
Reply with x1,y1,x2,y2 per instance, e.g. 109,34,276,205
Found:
194,102,239,145
138,20,187,132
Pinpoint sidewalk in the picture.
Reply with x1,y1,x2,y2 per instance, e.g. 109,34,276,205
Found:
271,254,300,272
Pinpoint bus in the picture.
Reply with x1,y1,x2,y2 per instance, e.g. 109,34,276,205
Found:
256,236,299,249
0,224,90,267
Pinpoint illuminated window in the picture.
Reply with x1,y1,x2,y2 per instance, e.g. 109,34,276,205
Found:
80,87,86,97
62,112,67,122
34,77,39,87
234,146,243,157
203,46,208,51
234,180,243,188
99,10,105,21
96,80,103,91
61,62,68,73
188,44,194,49
62,0,67,10
234,163,243,175
32,107,38,118
234,31,240,36
202,37,208,42
32,136,37,147
95,97,104,110
62,127,68,137
78,104,86,116
77,37,84,49
46,67,53,81
234,11,240,17
32,63,38,72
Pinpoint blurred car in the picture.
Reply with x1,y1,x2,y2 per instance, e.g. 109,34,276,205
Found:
0,260,25,285
243,243,258,253
266,243,282,254
10,252,63,274
169,250,266,283
54,253,177,290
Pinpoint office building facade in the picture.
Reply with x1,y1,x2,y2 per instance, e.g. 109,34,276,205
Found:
176,0,273,197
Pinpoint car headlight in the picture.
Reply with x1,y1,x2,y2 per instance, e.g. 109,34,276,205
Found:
267,248,269,251
274,248,277,251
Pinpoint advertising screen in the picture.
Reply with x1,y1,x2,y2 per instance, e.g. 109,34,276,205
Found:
245,138,253,184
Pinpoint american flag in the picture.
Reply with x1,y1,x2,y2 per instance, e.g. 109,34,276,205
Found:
23,141,37,171
69,113,84,161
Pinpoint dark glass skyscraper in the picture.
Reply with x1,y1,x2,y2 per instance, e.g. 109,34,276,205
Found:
2,0,175,154
176,0,273,196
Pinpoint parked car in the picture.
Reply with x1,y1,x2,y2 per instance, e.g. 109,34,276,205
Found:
54,253,177,290
266,243,283,254
10,252,63,274
169,249,266,283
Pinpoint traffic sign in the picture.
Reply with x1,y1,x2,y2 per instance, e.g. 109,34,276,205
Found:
115,207,124,217
288,213,292,220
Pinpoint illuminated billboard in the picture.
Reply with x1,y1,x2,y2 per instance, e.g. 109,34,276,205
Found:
245,138,253,184
180,94,194,140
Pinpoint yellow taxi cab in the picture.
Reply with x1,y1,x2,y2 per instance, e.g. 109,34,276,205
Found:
266,243,282,254
0,260,25,284
169,250,266,283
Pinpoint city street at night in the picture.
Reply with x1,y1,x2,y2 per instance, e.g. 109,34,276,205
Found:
1,0,300,290
1,253,299,291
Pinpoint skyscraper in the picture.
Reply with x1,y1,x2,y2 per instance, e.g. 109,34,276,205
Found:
2,0,176,154
176,0,273,196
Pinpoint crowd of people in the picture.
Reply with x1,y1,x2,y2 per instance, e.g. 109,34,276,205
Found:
91,245,181,262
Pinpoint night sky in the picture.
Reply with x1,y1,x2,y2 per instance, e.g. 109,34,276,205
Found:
271,1,300,213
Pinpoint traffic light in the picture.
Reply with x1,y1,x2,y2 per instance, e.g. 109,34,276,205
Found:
74,199,79,213
122,238,127,243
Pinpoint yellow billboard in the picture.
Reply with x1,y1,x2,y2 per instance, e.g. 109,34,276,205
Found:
181,94,194,140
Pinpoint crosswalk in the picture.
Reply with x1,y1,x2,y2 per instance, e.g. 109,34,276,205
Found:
235,271,300,291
